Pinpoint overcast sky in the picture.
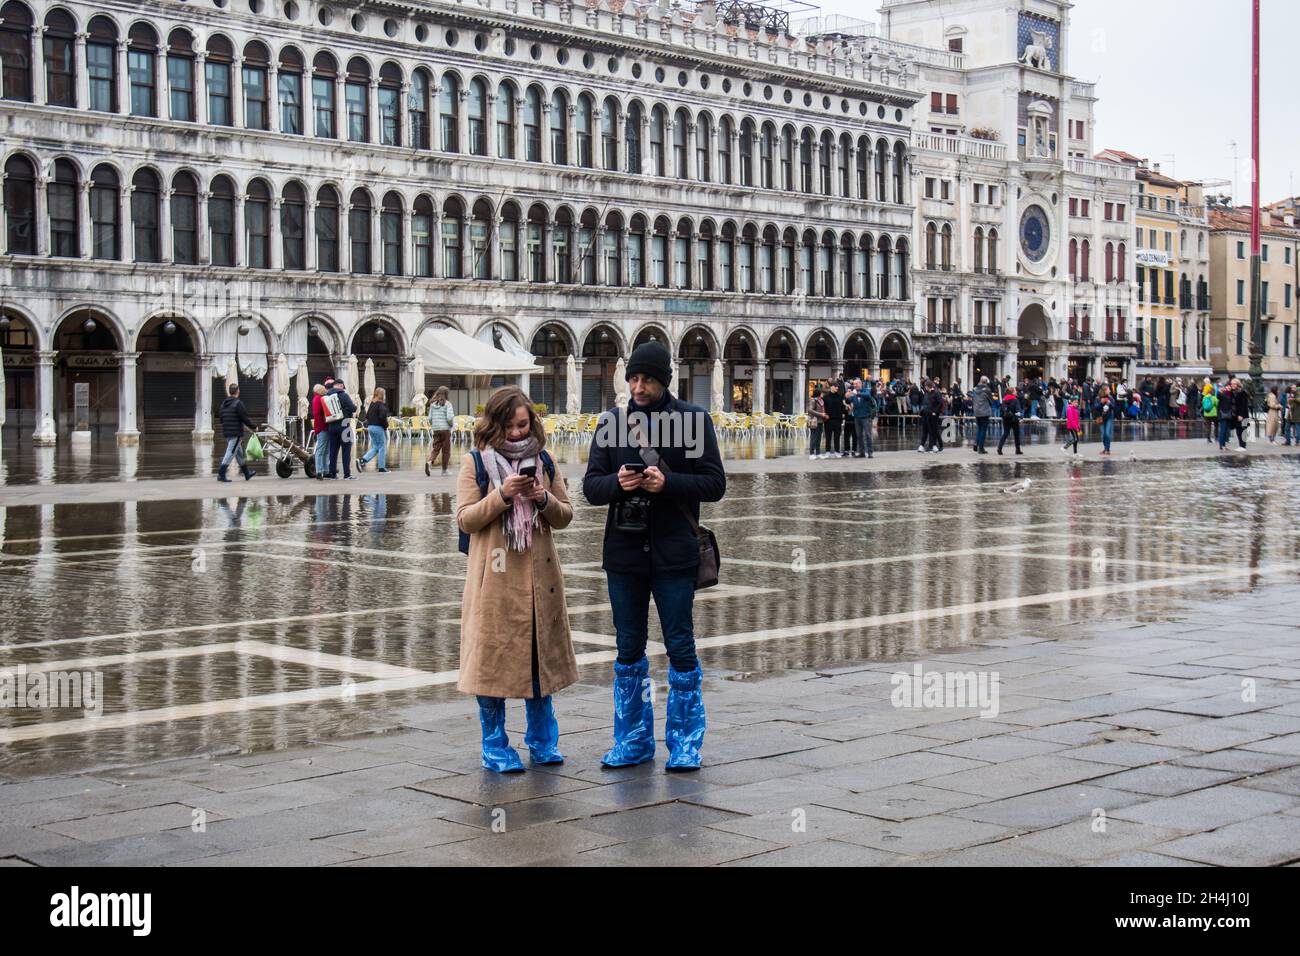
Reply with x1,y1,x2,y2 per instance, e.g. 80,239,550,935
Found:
811,0,1299,202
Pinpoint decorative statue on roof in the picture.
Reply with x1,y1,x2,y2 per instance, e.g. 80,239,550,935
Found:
1021,30,1053,70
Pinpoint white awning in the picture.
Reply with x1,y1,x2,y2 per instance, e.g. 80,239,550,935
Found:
416,326,542,375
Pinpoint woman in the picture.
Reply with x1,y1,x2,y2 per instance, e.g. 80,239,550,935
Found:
1093,385,1115,456
357,387,389,472
1063,394,1081,455
426,386,455,477
807,385,829,460
456,386,578,772
1265,386,1282,443
997,386,1022,455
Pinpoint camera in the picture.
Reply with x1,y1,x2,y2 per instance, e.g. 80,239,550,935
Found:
614,496,651,533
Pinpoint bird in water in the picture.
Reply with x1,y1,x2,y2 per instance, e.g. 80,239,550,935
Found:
1003,477,1032,494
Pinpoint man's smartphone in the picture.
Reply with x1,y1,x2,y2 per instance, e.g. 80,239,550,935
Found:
623,463,646,474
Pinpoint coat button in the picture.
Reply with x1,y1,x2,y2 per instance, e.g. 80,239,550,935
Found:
643,544,650,552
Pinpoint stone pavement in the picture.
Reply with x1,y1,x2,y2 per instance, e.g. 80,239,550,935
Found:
0,435,1290,507
3,582,1299,867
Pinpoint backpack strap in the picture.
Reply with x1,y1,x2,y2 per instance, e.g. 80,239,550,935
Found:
539,449,556,483
471,449,488,498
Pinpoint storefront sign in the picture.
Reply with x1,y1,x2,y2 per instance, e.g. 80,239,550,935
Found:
1,351,36,368
64,353,120,369
1134,250,1169,267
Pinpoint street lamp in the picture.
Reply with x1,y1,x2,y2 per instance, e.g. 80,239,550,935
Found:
1247,0,1264,407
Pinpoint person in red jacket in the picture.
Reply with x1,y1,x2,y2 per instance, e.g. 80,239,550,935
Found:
310,381,331,480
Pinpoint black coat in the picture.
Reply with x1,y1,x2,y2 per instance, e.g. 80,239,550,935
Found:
365,401,389,428
583,392,726,576
822,390,845,420
218,397,255,439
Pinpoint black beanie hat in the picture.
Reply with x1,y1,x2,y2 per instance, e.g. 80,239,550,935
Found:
626,341,673,388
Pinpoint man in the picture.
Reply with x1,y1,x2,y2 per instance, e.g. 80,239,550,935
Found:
310,381,331,480
1025,378,1043,420
841,377,857,456
822,380,845,458
971,376,993,454
1286,385,1300,446
891,376,908,416
920,379,945,453
217,383,257,482
1228,379,1250,450
583,341,726,771
849,377,876,458
325,380,359,479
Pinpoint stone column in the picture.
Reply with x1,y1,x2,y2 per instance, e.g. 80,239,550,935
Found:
115,41,128,113
369,200,381,273
193,354,214,441
304,200,317,270
539,99,551,164
268,64,280,133
120,183,134,263
594,225,607,286
793,359,807,413
154,44,167,117
158,186,173,263
196,189,210,263
430,210,443,279
35,173,50,256
75,33,89,110
116,351,141,445
457,88,470,155
194,52,207,121
231,56,245,128
77,180,91,259
33,351,58,445
232,192,245,267
685,122,697,181
269,197,283,270
338,200,352,272
31,26,46,106
367,77,379,143
753,359,768,414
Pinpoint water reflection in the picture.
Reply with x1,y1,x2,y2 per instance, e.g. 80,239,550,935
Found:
0,455,1296,777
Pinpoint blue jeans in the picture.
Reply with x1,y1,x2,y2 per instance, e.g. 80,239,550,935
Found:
361,425,387,468
313,430,329,476
975,416,989,449
1029,399,1039,418
854,417,874,455
808,424,823,456
1285,421,1299,444
1100,418,1114,451
607,569,699,673
1218,416,1233,448
220,437,246,468
327,427,352,478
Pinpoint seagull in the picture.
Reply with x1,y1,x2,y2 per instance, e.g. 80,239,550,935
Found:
1003,477,1032,494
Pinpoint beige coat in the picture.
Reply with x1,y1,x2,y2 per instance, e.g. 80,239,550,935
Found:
1266,393,1282,438
455,451,579,699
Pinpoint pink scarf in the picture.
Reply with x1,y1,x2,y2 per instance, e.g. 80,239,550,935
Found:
480,437,543,552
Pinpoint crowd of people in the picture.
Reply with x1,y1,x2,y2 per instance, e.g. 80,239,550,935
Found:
803,372,1284,459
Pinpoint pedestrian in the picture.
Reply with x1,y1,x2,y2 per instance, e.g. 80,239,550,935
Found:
310,381,330,480
823,381,845,458
997,385,1022,455
1202,385,1219,443
1217,381,1235,450
217,383,257,482
971,376,992,454
919,379,944,453
807,385,828,459
1286,385,1300,446
1093,385,1115,456
1063,394,1081,455
456,385,577,772
841,379,858,456
850,377,876,458
1229,380,1250,449
1265,386,1282,443
425,386,455,476
582,341,726,771
357,386,390,472
324,380,358,479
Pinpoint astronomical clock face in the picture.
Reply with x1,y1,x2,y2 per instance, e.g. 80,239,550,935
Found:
1019,205,1051,264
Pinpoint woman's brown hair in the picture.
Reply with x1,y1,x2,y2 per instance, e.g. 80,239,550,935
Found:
473,385,546,451
432,385,449,404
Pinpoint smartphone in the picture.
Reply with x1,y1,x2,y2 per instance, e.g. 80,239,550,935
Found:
623,463,646,474
519,465,537,478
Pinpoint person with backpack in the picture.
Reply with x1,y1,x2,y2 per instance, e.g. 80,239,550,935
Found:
455,385,577,772
217,383,257,482
807,385,829,459
1202,386,1219,443
425,386,456,477
1063,393,1082,456
309,381,330,480
324,380,358,479
997,385,1022,455
971,376,993,454
357,387,390,472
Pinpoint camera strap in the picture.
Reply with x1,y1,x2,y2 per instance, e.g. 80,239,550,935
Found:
624,409,705,539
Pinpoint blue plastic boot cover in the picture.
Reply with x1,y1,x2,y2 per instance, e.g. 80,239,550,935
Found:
601,657,656,767
524,695,564,764
477,695,525,773
664,666,705,771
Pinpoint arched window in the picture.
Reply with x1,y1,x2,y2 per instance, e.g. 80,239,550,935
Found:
311,52,336,137
1080,238,1090,281
855,135,869,199
673,108,689,179
90,165,120,260
378,62,402,146
780,228,797,293
128,24,159,117
440,73,460,151
696,113,712,182
988,229,999,272
49,158,79,257
409,70,431,149
739,118,755,187
413,195,434,277
818,131,832,195
245,179,271,269
278,46,304,134
624,101,642,173
44,10,77,107
875,236,890,298
1069,238,1078,279
349,188,372,273
838,133,852,197
205,35,233,125
345,57,370,143
549,89,568,164
602,212,622,287
554,208,574,283
468,76,488,155
856,235,871,298
0,1,34,102
819,231,835,296
739,224,757,292
941,223,953,269
171,171,198,264
760,123,775,189
441,197,464,278
575,93,594,168
650,216,670,287
799,229,815,295
698,221,715,291
839,234,854,296
88,17,120,112
242,41,270,130
527,204,547,282
781,124,795,190
315,185,339,271
718,116,734,185
874,138,888,200
925,222,937,270
524,85,543,162
501,203,520,281
579,209,598,284
1105,241,1115,283
131,168,161,262
973,227,985,271
718,222,735,292
893,239,909,299
281,182,305,269
649,105,667,176
799,129,814,192
208,175,236,264
472,199,493,279
3,154,35,254
497,83,517,159
892,142,906,204
1117,242,1126,282
600,96,618,171
381,192,402,276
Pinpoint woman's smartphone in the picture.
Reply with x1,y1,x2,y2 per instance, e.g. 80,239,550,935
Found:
519,465,537,478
